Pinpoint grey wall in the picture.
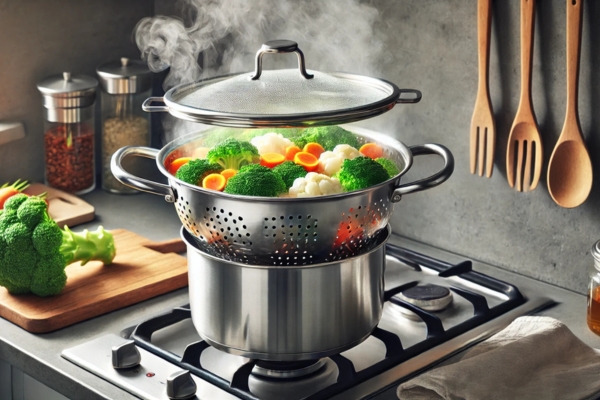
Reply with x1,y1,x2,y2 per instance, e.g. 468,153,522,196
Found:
1,0,598,295
0,0,153,183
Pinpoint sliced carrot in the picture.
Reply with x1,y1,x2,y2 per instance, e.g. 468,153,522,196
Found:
359,143,384,159
220,169,237,180
168,157,192,175
202,173,227,191
260,153,286,168
303,142,325,158
294,151,319,172
285,145,302,161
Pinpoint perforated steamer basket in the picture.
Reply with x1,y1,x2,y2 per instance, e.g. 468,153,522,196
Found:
112,125,453,265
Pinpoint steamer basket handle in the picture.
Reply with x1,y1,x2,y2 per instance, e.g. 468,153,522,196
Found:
111,146,175,202
142,97,169,112
391,144,454,202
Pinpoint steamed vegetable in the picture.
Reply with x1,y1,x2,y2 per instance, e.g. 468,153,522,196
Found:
294,152,320,172
250,132,293,156
272,161,307,188
335,157,390,191
359,143,384,159
175,159,223,185
289,172,344,198
318,144,362,176
259,153,286,168
0,194,116,296
224,165,287,197
206,138,259,170
294,126,360,150
375,157,400,177
168,157,192,175
202,173,227,191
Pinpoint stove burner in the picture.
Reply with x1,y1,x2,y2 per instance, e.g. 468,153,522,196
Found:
249,358,338,400
396,283,453,320
252,359,326,379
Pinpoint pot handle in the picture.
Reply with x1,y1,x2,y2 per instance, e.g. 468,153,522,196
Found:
396,89,422,104
391,144,454,202
142,97,169,112
111,146,175,202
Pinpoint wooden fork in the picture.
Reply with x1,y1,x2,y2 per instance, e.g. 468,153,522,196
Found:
470,0,495,178
506,0,542,192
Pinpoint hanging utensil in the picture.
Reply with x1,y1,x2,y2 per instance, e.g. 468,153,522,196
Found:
470,0,495,178
506,0,542,192
547,0,592,208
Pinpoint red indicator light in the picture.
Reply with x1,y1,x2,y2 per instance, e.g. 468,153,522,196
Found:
146,372,155,377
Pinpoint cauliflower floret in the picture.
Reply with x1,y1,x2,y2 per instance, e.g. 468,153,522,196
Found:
250,133,292,156
318,144,361,176
288,172,344,198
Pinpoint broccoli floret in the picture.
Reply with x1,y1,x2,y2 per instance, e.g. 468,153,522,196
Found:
3,193,29,211
175,159,223,185
224,165,287,197
336,156,391,191
0,196,116,296
294,126,360,151
272,161,307,188
375,158,401,177
206,138,259,170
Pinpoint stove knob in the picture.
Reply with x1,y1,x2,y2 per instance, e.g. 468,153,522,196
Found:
111,340,141,369
166,370,197,400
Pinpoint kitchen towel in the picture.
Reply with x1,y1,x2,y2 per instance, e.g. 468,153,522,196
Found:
396,316,600,400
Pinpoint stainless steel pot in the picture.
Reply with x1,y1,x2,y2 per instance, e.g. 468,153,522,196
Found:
182,225,390,361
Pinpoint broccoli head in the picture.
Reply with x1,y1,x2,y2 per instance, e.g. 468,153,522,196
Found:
0,196,116,297
175,159,223,185
224,164,287,197
336,156,391,191
272,161,307,188
294,126,360,151
375,157,401,177
206,138,259,170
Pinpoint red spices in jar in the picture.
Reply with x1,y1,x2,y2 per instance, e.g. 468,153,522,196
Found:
44,123,95,194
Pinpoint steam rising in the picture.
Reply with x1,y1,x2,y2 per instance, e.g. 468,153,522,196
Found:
135,0,386,141
135,0,384,89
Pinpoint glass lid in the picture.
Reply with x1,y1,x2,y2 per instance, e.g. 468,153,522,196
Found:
143,40,421,128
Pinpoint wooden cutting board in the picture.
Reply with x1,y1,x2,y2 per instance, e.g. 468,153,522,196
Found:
0,229,188,333
23,183,95,228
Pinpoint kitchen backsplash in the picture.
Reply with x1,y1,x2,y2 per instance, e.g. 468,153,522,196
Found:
1,0,599,294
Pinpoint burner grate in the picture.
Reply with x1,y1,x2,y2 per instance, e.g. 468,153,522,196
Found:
129,243,541,400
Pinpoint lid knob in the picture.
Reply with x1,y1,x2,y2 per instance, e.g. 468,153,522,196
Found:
250,39,313,81
63,72,71,82
121,57,129,67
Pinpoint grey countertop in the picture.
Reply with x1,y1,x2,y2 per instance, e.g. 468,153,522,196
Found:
0,190,598,400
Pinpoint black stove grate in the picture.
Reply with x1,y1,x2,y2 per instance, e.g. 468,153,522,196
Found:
130,243,529,400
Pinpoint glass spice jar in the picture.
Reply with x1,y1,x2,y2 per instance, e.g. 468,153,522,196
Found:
37,72,98,194
96,58,151,193
587,241,600,335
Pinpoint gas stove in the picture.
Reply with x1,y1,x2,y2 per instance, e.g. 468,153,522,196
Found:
62,242,553,400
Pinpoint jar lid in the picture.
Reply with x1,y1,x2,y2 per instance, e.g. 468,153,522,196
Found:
592,241,600,264
96,58,152,94
37,72,98,109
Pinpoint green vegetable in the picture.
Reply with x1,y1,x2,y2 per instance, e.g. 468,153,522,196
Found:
375,157,401,177
272,161,308,188
336,156,391,191
175,159,223,185
224,164,287,197
206,138,259,170
0,194,116,297
294,126,360,150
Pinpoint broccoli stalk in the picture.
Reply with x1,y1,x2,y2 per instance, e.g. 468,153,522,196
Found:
0,194,116,297
207,138,259,170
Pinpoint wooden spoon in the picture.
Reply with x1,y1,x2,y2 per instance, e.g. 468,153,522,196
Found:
547,0,592,208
